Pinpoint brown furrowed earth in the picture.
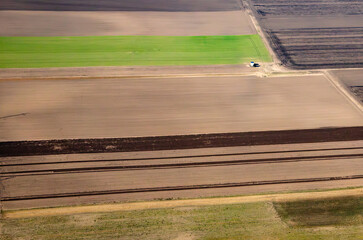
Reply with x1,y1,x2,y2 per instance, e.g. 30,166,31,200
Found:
247,0,363,69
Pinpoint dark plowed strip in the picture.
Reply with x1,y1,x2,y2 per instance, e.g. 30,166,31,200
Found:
2,175,362,201
0,127,362,157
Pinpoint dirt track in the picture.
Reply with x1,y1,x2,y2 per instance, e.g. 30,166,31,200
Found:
247,0,363,69
1,141,362,210
0,65,256,79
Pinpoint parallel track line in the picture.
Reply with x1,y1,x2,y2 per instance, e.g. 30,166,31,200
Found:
2,175,362,202
2,153,362,176
2,146,362,167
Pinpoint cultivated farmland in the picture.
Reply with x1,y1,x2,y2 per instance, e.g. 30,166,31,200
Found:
248,0,363,69
0,75,360,141
332,69,363,103
1,1,362,232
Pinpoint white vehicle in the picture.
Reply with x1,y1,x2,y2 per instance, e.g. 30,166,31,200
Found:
250,61,260,67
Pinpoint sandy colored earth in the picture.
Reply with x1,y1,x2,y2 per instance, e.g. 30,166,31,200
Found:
0,74,362,141
1,141,362,210
0,10,255,36
0,0,241,12
0,65,256,79
3,188,362,218
2,158,362,202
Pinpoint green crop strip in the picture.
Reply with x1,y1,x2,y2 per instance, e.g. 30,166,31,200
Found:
0,35,271,68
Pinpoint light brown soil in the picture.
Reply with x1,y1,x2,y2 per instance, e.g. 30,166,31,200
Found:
0,64,255,79
0,10,255,36
1,141,362,210
0,74,361,141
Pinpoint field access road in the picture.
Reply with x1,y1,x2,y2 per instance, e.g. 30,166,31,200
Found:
1,141,362,210
0,74,362,142
0,65,257,80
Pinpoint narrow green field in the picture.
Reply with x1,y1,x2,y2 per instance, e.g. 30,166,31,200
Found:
0,35,271,68
1,196,362,240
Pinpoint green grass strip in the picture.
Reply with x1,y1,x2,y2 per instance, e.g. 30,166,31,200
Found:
0,35,271,68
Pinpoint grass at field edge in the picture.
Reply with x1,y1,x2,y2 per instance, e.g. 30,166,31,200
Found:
1,195,362,240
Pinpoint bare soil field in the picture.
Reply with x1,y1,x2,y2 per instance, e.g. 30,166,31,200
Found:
0,75,362,142
0,0,241,11
1,141,362,210
247,0,363,69
331,69,363,103
0,10,255,36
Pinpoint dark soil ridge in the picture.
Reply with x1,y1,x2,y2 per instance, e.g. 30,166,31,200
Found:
0,127,362,157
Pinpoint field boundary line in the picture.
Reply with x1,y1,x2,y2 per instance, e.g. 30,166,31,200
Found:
241,0,279,65
3,188,362,219
0,72,262,82
0,71,327,82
